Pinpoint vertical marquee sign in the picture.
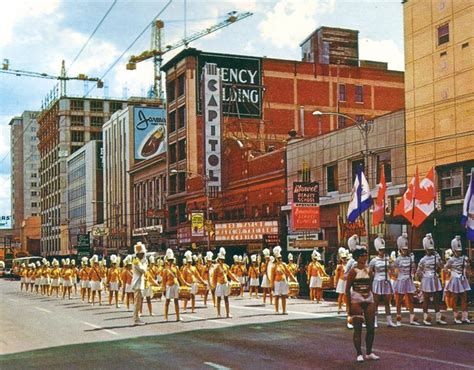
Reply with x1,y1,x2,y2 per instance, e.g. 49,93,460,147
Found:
203,63,222,192
292,182,321,232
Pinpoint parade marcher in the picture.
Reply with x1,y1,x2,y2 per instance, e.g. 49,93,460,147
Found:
345,234,362,329
248,254,260,299
79,257,90,303
393,233,420,326
29,263,37,293
201,251,215,307
62,259,74,300
20,263,27,292
50,259,61,297
232,255,246,297
89,255,103,306
212,247,239,318
444,236,472,324
260,248,273,305
142,255,160,316
270,246,296,315
71,259,79,295
107,255,121,308
416,233,447,325
42,260,51,296
131,242,148,326
369,235,395,327
335,247,349,314
100,259,108,295
287,253,299,277
162,248,185,322
307,250,327,303
34,261,41,294
181,251,206,313
346,246,379,363
122,256,134,310
442,249,454,311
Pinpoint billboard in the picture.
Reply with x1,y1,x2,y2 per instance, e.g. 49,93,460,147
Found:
133,107,167,160
215,221,279,241
292,181,320,232
0,215,12,229
197,53,262,118
191,211,205,237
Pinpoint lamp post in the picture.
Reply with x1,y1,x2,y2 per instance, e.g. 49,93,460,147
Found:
312,110,374,245
170,169,211,251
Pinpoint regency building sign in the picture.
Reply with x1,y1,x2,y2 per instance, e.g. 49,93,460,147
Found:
215,221,279,241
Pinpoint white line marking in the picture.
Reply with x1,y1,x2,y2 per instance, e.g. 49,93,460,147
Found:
82,321,119,336
182,314,233,326
230,304,338,319
376,348,474,369
204,361,231,370
9,299,18,302
34,306,52,313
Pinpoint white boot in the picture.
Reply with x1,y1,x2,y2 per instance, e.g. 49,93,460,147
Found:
423,312,431,326
374,315,378,328
410,313,420,326
454,311,462,324
462,311,471,324
386,315,396,327
436,312,447,325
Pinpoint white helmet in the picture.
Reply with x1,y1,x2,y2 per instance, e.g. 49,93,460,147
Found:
397,232,409,250
148,255,155,264
251,254,257,263
451,236,462,252
338,247,348,259
311,249,318,259
273,246,282,258
374,234,385,252
262,248,270,257
445,249,454,260
134,242,147,254
217,247,226,260
184,250,193,263
205,251,213,262
110,254,118,264
288,253,293,261
165,248,175,261
422,233,434,250
347,234,359,252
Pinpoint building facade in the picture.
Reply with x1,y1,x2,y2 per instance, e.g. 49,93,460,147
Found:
37,97,126,256
404,0,474,248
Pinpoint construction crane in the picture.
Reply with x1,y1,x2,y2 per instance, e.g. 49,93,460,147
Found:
1,59,103,97
126,11,253,99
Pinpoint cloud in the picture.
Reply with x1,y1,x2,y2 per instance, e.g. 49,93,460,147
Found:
359,38,404,71
258,0,336,49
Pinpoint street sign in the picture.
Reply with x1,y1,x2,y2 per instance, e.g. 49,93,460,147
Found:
77,234,90,247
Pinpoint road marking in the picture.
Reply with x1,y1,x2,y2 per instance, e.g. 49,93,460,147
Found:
230,304,338,319
204,361,231,370
82,321,119,336
375,348,474,369
182,314,233,326
34,306,52,313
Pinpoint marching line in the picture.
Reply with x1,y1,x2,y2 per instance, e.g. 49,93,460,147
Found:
204,361,232,370
82,321,119,336
34,306,52,313
375,348,474,369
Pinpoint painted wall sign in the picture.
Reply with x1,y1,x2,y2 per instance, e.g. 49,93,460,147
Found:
293,182,320,204
215,221,279,241
133,107,167,160
197,53,262,118
203,63,222,191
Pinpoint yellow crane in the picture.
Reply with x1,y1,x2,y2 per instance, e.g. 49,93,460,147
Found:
126,11,253,99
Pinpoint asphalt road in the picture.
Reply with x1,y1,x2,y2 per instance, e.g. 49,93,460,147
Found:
1,279,473,369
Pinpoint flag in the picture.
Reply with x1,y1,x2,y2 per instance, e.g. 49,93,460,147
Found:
461,168,474,241
372,165,387,226
347,165,373,223
394,166,436,227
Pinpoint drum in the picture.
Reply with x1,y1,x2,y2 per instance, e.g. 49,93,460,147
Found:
179,286,191,300
152,286,162,299
229,281,241,296
197,284,208,295
322,276,332,290
288,281,300,297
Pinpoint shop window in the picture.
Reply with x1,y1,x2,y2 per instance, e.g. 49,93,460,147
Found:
178,106,186,129
178,172,186,193
70,99,84,111
338,84,346,102
355,85,364,103
178,139,186,161
377,151,392,183
438,23,449,46
351,159,365,183
167,81,175,102
169,143,177,163
440,167,462,199
326,164,338,192
178,74,185,96
169,111,176,133
90,101,103,112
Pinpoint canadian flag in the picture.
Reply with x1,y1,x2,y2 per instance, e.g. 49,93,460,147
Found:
394,166,436,227
372,166,387,226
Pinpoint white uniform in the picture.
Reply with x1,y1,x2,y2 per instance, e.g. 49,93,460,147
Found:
215,282,230,297
369,256,394,295
165,284,179,299
273,280,289,296
393,255,416,294
445,256,471,293
417,254,443,292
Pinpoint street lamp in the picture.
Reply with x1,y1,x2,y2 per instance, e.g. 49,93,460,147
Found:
312,110,374,245
170,169,212,251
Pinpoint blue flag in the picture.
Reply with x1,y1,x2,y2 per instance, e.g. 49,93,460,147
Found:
347,165,373,223
461,168,474,241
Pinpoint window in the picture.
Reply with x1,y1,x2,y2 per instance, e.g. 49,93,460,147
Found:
167,81,175,101
71,115,84,126
31,202,38,207
355,115,364,123
351,159,365,183
326,164,338,192
71,131,84,142
178,139,186,161
90,132,102,140
178,172,186,193
31,191,37,196
30,127,37,132
110,102,123,113
169,143,177,163
338,84,346,101
438,23,449,45
178,203,187,224
355,85,363,103
178,106,186,129
91,116,103,126
70,100,84,111
168,205,177,227
31,173,37,178
377,151,392,183
169,174,177,194
178,74,185,96
31,182,37,187
337,115,346,128
440,167,462,199
262,204,270,216
90,101,103,112
169,111,176,133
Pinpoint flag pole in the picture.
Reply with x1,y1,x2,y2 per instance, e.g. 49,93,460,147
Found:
409,167,418,279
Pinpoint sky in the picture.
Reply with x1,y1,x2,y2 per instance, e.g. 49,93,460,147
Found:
0,0,405,221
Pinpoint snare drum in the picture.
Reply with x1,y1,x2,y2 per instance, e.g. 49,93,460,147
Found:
179,286,191,300
197,284,208,295
322,276,332,290
152,286,162,299
288,281,300,297
229,281,241,296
